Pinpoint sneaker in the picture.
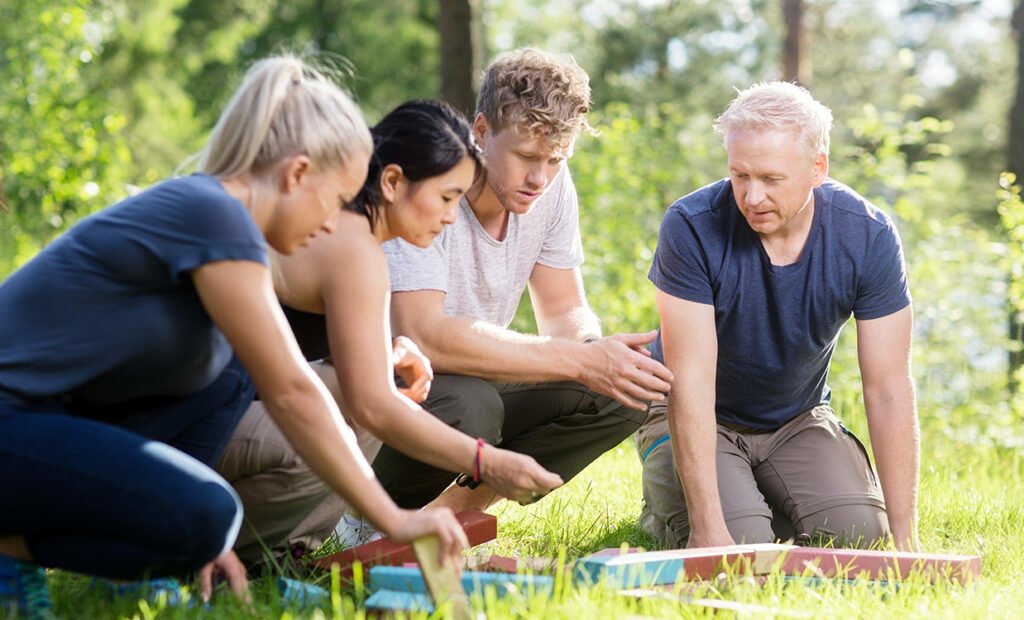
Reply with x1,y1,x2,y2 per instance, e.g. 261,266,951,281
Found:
0,555,54,620
333,513,382,548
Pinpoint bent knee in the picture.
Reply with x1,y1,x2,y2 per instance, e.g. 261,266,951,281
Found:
726,514,777,545
796,503,890,548
156,480,242,575
427,376,504,441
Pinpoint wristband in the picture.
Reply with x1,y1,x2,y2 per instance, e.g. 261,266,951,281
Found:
474,437,485,483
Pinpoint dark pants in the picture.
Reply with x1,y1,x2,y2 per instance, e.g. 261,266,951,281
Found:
372,374,646,508
0,356,254,579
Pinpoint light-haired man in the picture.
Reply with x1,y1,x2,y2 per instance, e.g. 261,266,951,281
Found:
374,48,673,512
638,82,919,551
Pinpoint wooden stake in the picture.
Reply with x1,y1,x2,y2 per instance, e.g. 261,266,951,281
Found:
411,535,474,620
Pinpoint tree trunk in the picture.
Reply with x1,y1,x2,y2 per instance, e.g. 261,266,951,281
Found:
782,0,807,85
1009,0,1024,386
1011,2,1024,180
438,0,481,115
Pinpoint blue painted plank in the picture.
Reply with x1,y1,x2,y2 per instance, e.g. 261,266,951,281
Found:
574,556,686,588
368,566,554,597
364,589,434,612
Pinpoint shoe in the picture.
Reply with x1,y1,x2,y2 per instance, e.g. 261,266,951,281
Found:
333,513,382,548
0,555,54,620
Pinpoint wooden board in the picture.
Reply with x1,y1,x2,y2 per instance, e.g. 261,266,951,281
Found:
310,510,497,578
412,535,473,620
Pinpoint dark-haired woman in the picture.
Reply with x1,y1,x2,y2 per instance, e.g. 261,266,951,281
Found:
219,100,562,565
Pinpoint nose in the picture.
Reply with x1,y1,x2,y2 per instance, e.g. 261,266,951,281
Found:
525,163,549,190
745,181,766,206
441,203,458,226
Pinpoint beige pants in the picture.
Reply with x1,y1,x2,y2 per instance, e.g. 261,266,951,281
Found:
216,361,382,564
637,403,889,549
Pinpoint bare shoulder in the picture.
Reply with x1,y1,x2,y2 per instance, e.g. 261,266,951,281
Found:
276,214,387,309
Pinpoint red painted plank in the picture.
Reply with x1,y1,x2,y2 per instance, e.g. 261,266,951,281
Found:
310,510,497,577
778,547,982,583
583,543,795,579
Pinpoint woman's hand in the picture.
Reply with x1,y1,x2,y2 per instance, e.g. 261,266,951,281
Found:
197,550,250,603
481,445,563,505
383,507,468,569
393,336,433,403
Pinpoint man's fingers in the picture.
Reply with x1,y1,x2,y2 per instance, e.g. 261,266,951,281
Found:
613,330,659,346
538,470,563,488
611,389,647,411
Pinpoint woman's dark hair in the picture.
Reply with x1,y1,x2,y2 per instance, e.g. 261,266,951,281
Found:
348,99,484,229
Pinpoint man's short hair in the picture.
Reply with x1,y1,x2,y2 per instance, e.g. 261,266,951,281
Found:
714,81,833,161
476,47,594,148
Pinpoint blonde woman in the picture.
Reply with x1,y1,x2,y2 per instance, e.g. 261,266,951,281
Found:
0,58,466,615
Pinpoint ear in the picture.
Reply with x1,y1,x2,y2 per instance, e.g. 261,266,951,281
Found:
812,151,829,187
472,113,491,146
282,154,313,193
379,163,404,204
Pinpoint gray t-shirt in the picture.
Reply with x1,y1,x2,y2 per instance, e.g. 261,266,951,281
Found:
383,168,583,328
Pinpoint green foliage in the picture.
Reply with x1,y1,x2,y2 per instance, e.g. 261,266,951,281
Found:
188,0,441,122
0,0,133,274
572,102,723,335
833,102,1012,444
997,172,1024,422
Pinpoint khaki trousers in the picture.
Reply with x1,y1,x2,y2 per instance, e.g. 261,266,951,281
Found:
216,361,381,564
637,403,889,549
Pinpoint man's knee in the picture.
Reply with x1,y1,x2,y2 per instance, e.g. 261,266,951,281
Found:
638,440,689,547
426,375,504,442
725,514,777,545
795,503,890,548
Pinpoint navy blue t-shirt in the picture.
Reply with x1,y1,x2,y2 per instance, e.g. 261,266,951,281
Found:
0,174,267,406
648,178,910,430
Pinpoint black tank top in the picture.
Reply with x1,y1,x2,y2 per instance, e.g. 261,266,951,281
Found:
281,303,331,362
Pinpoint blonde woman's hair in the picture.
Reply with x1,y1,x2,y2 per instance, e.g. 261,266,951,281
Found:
476,48,594,148
714,81,833,161
199,55,372,178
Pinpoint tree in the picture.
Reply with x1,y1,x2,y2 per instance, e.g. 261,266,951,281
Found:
438,0,481,115
0,0,133,274
782,0,807,84
1011,0,1024,184
1008,0,1024,382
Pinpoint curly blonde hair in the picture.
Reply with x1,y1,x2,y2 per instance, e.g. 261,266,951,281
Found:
476,48,594,148
714,81,833,162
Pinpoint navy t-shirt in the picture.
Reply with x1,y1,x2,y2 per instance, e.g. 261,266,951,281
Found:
648,178,910,430
0,174,267,406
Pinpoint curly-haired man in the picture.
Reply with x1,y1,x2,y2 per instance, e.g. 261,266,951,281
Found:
373,48,674,514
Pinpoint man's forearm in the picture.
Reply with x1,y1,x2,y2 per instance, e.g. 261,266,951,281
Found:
669,395,731,544
409,313,586,382
536,305,603,342
865,382,920,550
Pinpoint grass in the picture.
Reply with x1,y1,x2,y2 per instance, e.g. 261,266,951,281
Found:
42,420,1024,619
